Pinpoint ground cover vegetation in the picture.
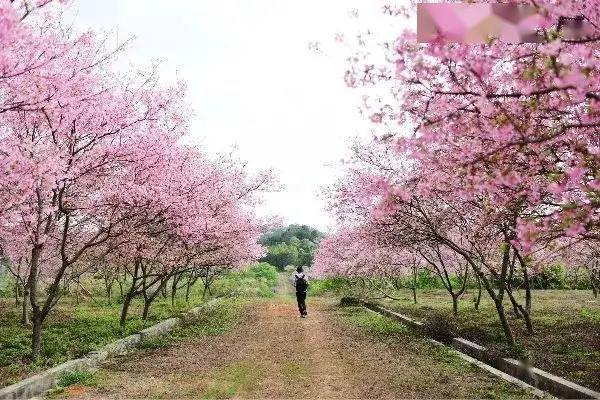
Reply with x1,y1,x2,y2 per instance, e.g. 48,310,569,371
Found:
0,263,278,388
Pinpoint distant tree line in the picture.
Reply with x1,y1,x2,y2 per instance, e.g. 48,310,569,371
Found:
259,225,323,271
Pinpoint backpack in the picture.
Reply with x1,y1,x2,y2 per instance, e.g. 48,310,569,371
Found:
295,273,308,292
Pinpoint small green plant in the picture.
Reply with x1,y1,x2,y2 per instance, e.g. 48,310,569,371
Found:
532,265,567,289
415,269,443,289
0,270,16,298
246,262,278,286
510,342,532,363
581,307,600,323
57,370,95,387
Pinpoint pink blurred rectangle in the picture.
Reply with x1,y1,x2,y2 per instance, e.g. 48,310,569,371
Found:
417,3,547,43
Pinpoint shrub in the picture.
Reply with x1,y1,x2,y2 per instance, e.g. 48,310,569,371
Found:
419,312,456,343
211,265,278,299
340,297,361,307
532,265,567,289
212,275,274,298
414,269,443,289
487,342,532,363
246,263,278,288
0,267,15,299
309,278,351,296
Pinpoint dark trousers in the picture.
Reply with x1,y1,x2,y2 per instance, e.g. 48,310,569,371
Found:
296,291,307,315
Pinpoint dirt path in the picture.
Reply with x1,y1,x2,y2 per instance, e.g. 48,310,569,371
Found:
59,293,534,399
66,298,365,399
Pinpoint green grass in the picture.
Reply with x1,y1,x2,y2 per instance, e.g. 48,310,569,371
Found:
376,288,600,391
307,278,352,296
334,304,535,399
44,370,100,399
203,362,262,400
341,307,408,335
0,298,156,387
0,269,275,389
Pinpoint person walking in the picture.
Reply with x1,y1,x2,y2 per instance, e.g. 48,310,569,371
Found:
292,266,309,317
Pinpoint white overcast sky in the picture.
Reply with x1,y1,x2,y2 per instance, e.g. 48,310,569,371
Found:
66,1,410,232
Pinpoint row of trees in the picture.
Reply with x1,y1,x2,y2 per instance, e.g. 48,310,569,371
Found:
0,1,269,360
314,0,600,345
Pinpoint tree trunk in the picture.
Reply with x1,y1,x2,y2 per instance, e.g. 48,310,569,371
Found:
470,260,515,345
507,289,523,318
31,313,43,361
524,269,532,314
202,278,212,299
104,276,114,301
506,287,534,334
521,307,534,334
28,245,43,361
412,267,418,304
14,277,20,309
21,284,30,326
589,267,598,298
140,275,169,321
185,279,192,303
515,250,532,314
119,293,133,328
438,237,515,345
171,275,180,307
142,299,151,320
118,279,124,300
75,282,80,305
451,294,459,315
493,299,515,346
474,273,482,311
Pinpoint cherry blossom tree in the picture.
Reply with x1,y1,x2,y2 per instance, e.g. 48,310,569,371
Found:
313,227,422,303
346,1,600,247
316,0,600,345
0,3,270,359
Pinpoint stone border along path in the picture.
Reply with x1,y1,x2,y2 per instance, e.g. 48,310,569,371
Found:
0,298,221,400
360,299,600,400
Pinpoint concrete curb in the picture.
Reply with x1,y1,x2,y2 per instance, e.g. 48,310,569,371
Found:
360,300,600,399
0,298,221,400
362,301,423,329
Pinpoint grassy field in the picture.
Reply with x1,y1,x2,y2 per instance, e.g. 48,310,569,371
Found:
374,289,600,391
0,286,210,388
0,264,279,389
